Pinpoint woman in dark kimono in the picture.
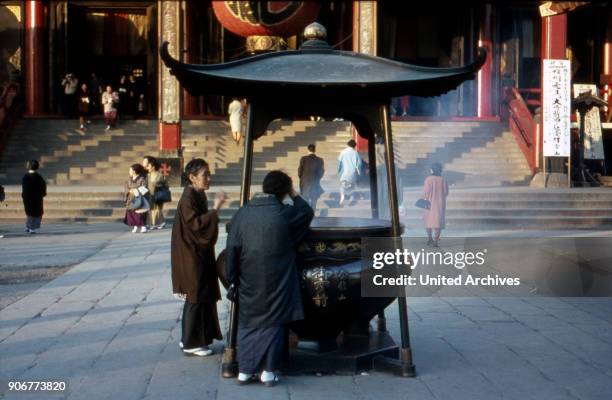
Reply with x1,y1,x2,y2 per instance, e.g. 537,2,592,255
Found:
171,159,226,357
77,83,91,131
21,160,47,234
225,170,314,386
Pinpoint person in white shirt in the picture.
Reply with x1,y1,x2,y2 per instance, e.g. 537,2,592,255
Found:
61,73,79,117
228,98,244,145
336,139,363,205
101,86,119,131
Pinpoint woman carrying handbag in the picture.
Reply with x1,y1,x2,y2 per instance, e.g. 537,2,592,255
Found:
124,163,150,233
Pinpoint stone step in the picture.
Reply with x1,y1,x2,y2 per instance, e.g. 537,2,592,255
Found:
1,119,533,188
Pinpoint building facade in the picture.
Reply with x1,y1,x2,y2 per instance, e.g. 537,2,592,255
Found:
1,1,612,171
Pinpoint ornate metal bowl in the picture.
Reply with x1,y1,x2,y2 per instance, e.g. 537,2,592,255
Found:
217,217,397,351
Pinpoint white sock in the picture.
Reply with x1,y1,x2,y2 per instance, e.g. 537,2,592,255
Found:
260,370,275,382
238,373,252,381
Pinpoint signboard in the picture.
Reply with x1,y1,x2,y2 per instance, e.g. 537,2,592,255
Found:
543,59,571,157
573,84,605,160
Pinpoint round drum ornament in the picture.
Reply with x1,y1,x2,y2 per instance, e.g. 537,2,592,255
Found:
212,1,320,38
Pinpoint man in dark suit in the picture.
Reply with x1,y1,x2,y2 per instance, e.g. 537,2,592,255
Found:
298,144,325,212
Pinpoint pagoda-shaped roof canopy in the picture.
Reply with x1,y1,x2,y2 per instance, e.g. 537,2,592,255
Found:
160,30,486,102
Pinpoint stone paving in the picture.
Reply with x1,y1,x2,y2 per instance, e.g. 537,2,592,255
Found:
0,225,611,399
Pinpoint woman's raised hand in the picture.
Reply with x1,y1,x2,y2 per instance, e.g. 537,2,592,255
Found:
213,191,227,211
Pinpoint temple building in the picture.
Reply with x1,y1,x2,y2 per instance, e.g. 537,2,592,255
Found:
1,1,612,209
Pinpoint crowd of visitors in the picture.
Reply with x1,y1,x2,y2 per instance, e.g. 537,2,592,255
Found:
60,72,147,131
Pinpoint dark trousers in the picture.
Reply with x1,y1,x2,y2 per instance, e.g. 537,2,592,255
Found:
237,326,285,374
181,300,222,349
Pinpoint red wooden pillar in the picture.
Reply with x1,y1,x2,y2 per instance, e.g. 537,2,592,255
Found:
602,13,612,117
159,122,181,151
541,13,567,60
477,4,494,118
25,0,46,116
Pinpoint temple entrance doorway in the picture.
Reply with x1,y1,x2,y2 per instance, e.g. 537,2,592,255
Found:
52,1,157,117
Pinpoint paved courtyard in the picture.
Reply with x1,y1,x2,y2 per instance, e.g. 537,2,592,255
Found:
0,224,611,400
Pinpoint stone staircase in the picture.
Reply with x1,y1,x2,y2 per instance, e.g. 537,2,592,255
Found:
392,121,533,187
0,119,531,188
322,188,612,230
6,117,605,230
2,186,612,230
0,119,160,185
183,119,352,187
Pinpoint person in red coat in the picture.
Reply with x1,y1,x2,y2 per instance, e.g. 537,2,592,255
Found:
422,162,449,247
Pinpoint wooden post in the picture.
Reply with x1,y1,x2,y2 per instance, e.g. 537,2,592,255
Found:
381,104,415,377
222,103,255,378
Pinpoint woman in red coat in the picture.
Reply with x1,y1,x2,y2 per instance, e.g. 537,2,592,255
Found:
171,159,226,356
422,162,449,247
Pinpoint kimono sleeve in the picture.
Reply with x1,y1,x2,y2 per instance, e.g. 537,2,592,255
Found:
182,198,219,241
282,195,314,245
422,177,433,200
40,175,47,198
298,157,304,179
224,211,242,285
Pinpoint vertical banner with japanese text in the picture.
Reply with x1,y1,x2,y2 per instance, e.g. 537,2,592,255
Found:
543,60,571,157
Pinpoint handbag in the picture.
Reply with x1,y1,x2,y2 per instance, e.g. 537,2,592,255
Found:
153,183,172,204
415,198,431,210
135,197,150,214
127,196,143,211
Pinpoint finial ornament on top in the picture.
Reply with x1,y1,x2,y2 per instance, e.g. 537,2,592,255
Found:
303,22,327,41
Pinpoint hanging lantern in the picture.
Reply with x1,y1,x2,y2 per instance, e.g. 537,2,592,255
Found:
212,1,320,52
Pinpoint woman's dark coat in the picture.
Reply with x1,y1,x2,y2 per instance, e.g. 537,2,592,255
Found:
171,186,221,304
22,172,47,217
298,153,325,199
225,194,314,328
77,88,91,115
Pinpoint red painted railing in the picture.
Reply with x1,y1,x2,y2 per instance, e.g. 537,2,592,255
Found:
504,87,538,173
0,82,21,155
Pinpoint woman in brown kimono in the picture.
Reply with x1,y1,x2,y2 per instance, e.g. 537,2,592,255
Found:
171,158,226,356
